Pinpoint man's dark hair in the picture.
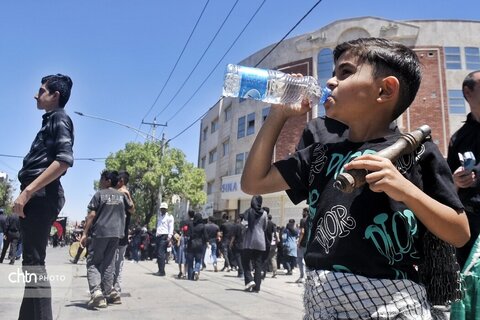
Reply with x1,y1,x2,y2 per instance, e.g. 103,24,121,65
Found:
222,213,229,220
268,214,272,220
263,206,270,213
41,74,73,108
462,70,480,101
188,210,195,219
101,169,119,187
118,170,130,185
333,37,421,121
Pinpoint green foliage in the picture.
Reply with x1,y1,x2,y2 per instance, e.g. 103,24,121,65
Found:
0,178,14,212
105,141,206,226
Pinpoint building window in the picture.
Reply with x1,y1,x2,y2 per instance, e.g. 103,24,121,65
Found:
445,47,461,69
246,112,255,136
317,48,334,86
465,47,480,70
224,105,232,122
222,139,230,157
207,181,214,195
235,152,249,174
203,126,208,141
235,153,244,174
200,156,206,169
237,116,245,139
209,148,217,164
317,48,333,116
211,118,219,133
262,107,270,122
448,90,466,114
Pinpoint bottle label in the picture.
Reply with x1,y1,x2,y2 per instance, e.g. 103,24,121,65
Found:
238,66,268,100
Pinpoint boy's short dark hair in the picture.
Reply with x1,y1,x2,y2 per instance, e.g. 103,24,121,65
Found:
101,169,119,187
333,37,421,121
462,70,480,100
41,74,73,108
118,170,130,185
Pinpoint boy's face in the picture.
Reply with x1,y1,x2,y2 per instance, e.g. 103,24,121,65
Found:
99,175,111,189
324,51,381,125
465,72,480,110
35,84,59,112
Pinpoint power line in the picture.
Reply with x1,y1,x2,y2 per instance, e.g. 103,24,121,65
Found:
139,0,211,123
0,154,106,162
153,0,240,119
166,0,267,127
169,0,323,142
254,0,323,67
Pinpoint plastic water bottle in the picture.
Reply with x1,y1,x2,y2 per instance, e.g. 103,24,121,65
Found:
222,64,331,106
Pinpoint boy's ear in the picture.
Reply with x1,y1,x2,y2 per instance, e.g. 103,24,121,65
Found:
377,76,399,104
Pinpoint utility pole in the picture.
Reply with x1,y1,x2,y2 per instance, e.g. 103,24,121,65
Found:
155,132,167,229
141,118,167,142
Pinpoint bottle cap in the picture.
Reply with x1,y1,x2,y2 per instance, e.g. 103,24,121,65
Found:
320,87,331,104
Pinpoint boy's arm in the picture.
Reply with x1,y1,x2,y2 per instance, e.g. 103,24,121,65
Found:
241,100,311,195
13,160,70,218
345,154,470,247
80,210,96,247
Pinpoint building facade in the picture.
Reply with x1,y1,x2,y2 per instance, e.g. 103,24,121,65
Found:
198,17,480,225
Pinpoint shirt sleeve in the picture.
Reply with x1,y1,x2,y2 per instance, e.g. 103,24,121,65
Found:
420,140,464,211
87,192,100,212
273,145,313,205
51,112,74,167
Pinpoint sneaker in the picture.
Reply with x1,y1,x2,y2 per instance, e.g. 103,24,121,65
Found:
296,277,305,283
106,290,121,304
88,290,107,309
177,272,183,279
286,270,293,275
154,271,166,277
272,272,277,278
194,272,199,281
244,281,256,292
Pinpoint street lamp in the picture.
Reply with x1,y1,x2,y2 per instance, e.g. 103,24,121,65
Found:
74,111,162,141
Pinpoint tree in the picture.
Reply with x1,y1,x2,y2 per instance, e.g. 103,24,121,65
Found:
0,178,14,211
105,141,206,226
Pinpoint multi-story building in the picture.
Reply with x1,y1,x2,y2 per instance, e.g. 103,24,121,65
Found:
198,17,480,225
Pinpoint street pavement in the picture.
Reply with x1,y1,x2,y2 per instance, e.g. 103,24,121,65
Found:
0,246,304,320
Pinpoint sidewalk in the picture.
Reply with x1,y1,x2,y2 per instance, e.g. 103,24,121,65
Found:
0,246,304,320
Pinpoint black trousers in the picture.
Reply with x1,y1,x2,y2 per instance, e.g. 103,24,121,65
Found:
241,249,265,291
156,234,168,274
19,185,64,320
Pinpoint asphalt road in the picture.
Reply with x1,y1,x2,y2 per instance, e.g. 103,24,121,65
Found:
0,246,304,320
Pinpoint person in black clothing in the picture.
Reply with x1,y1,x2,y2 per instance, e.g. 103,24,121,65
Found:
447,70,480,269
219,213,235,272
0,208,8,260
204,216,220,271
231,215,245,278
13,74,74,320
111,170,134,304
262,213,278,278
0,214,21,264
185,211,208,280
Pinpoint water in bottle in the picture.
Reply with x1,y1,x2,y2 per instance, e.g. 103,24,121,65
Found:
222,64,330,106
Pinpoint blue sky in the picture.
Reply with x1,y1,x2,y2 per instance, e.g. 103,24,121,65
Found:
0,0,479,222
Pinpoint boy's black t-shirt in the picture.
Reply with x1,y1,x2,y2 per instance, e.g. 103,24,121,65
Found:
274,133,463,283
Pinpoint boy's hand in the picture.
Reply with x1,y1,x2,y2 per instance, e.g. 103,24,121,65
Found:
453,166,476,188
270,74,313,119
343,154,412,202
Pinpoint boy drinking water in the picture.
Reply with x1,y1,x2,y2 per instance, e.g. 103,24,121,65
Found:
241,37,470,319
